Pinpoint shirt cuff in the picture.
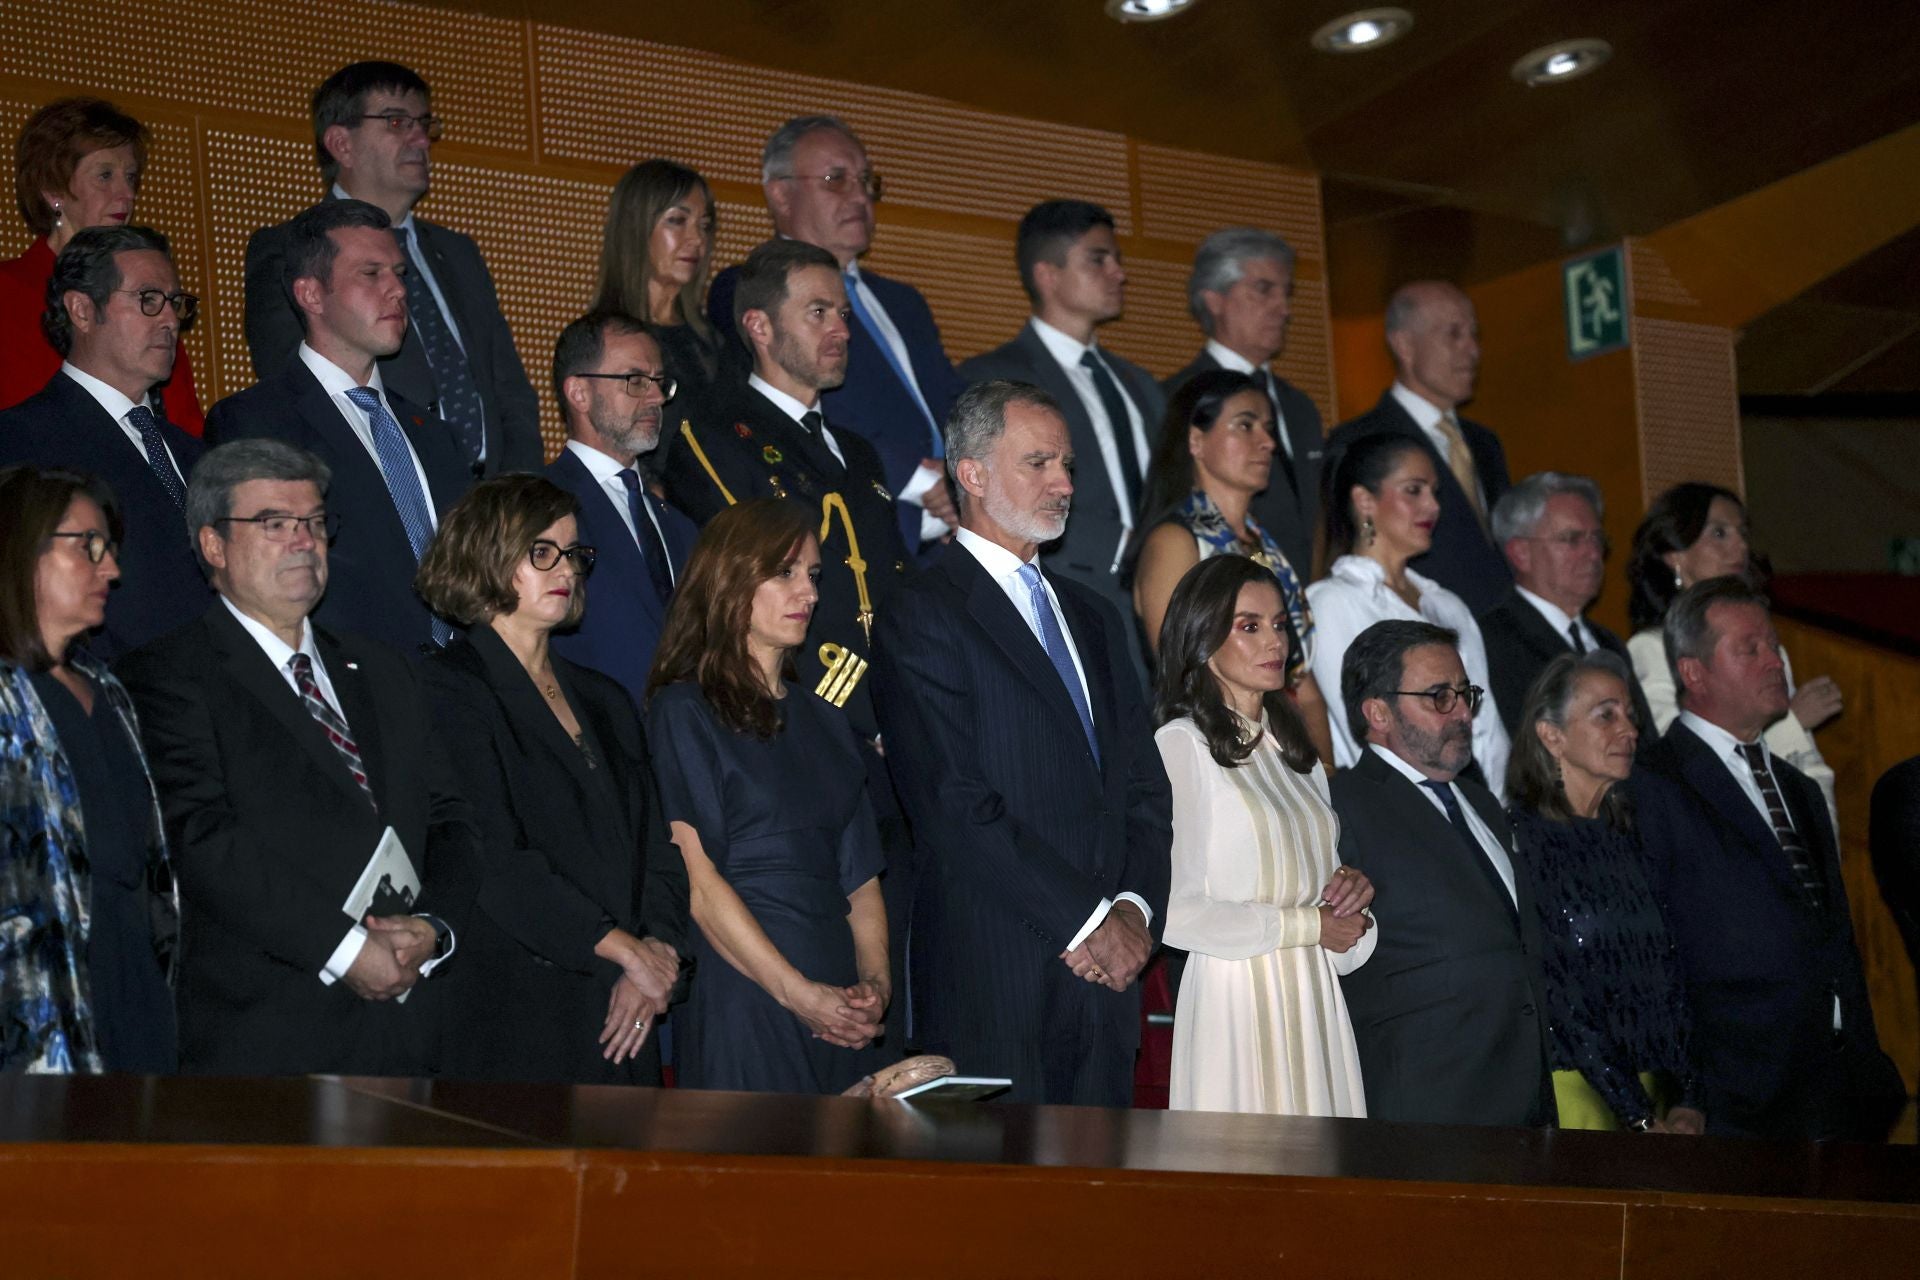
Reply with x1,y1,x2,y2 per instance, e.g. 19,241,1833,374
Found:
417,913,455,978
1067,898,1110,952
1114,892,1154,931
319,923,369,985
899,462,941,504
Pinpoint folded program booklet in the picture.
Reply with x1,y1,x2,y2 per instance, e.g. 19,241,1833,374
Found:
892,1076,1014,1103
343,826,420,922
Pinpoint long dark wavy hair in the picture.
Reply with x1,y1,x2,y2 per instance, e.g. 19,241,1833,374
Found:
646,498,816,740
1122,368,1264,580
1505,650,1636,830
1625,482,1744,631
1319,430,1428,561
1154,556,1316,773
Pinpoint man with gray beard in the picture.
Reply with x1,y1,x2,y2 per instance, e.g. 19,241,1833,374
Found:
872,379,1172,1106
545,310,698,707
1329,619,1555,1126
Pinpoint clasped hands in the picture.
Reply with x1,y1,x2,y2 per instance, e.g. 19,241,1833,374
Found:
342,914,438,1001
785,973,889,1051
599,935,681,1064
1060,899,1151,992
1317,866,1376,954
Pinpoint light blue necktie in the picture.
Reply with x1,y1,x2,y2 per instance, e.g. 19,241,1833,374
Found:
343,386,453,647
844,270,942,458
1017,562,1098,765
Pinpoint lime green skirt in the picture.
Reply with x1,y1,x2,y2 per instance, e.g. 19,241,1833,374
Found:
1552,1069,1673,1131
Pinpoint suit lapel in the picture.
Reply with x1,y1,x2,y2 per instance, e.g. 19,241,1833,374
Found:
552,449,665,624
1359,751,1520,931
469,627,604,804
287,364,418,555
1053,577,1120,774
1503,591,1576,664
1668,724,1806,895
1014,327,1114,513
317,628,389,813
946,548,1096,772
743,388,843,484
206,607,369,808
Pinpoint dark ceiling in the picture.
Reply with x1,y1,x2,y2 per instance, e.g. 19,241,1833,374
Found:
427,0,1920,393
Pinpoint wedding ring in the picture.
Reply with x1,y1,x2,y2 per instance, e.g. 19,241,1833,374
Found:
633,1019,645,1030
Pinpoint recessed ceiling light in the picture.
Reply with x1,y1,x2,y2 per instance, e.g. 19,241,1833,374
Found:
1311,8,1415,53
1511,38,1612,86
1106,0,1196,23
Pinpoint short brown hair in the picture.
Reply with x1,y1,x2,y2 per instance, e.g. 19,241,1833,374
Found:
14,97,148,238
0,464,124,670
646,499,816,740
416,475,582,629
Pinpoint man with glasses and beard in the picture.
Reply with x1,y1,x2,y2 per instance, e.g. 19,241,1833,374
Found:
1330,619,1555,1127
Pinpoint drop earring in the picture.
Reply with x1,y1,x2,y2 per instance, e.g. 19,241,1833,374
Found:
50,202,61,231
1362,515,1376,549
1673,569,1683,590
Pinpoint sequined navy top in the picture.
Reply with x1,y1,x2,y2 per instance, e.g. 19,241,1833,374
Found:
1510,806,1698,1125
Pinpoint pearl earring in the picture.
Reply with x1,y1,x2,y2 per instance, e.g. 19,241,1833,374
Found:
1362,515,1376,548
51,203,62,230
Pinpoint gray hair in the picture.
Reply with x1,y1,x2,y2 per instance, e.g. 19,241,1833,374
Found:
186,440,332,570
761,115,864,185
1186,227,1295,334
944,379,1062,503
1662,575,1770,704
1490,471,1606,545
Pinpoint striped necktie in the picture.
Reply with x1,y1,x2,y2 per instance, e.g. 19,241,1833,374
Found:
289,652,375,810
1735,742,1826,911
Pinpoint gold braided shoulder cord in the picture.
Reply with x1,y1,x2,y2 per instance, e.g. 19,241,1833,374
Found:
676,419,737,506
818,492,874,644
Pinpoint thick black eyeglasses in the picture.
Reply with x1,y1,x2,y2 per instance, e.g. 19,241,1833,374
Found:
361,112,444,141
118,288,198,326
573,371,677,401
1392,683,1484,716
215,513,341,542
530,541,596,574
774,169,883,201
49,530,118,563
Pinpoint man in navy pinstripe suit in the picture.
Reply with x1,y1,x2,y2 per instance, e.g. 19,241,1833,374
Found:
873,380,1172,1107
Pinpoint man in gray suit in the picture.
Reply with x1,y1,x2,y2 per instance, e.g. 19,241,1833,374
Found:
242,60,541,479
1163,227,1324,577
958,200,1163,682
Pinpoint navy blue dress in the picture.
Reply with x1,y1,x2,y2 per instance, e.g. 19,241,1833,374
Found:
648,682,886,1093
1509,807,1697,1125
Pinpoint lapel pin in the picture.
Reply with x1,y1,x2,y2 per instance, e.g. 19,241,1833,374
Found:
762,445,784,465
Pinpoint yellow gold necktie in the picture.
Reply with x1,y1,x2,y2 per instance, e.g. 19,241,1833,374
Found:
1435,411,1488,532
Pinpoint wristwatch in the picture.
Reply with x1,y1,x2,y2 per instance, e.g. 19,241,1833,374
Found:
1628,1116,1656,1132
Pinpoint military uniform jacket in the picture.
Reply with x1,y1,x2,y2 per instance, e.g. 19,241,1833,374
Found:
661,382,913,743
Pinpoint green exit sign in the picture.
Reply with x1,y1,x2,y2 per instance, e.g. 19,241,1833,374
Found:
1564,246,1628,361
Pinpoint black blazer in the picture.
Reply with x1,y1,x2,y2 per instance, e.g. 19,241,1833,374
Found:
116,603,482,1076
871,540,1172,1105
1163,349,1326,577
0,372,208,660
545,445,698,709
1870,755,1920,982
204,360,473,657
1475,587,1655,748
243,208,542,477
1630,722,1902,1140
958,324,1166,684
1327,390,1513,612
1331,748,1553,1127
421,627,689,1084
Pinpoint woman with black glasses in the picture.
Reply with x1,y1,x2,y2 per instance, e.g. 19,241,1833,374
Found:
415,474,690,1085
0,464,179,1073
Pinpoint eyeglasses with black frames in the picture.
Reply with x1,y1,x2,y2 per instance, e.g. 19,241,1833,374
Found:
1392,683,1485,716
360,112,444,142
215,512,342,542
48,530,118,563
573,371,678,402
117,288,198,327
530,541,596,574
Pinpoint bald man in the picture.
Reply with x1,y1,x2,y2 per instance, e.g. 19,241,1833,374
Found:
1326,281,1511,612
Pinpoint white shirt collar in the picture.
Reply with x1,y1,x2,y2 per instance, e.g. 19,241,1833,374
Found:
1389,381,1449,430
1205,338,1265,376
1328,553,1438,595
1030,316,1096,366
299,342,386,396
954,525,1033,581
60,362,140,421
220,594,318,672
747,373,818,425
332,182,414,233
1678,708,1763,761
1515,584,1585,637
564,438,638,482
1369,741,1455,791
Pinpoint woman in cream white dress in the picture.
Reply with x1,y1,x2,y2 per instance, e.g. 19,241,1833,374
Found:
1156,555,1377,1116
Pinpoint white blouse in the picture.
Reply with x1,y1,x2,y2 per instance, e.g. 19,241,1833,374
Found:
1305,555,1512,801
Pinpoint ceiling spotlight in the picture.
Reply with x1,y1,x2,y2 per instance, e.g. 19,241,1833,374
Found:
1106,0,1196,22
1311,8,1414,53
1511,38,1612,86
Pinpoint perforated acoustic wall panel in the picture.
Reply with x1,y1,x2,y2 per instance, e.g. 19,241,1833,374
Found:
1633,317,1744,504
1,0,1329,462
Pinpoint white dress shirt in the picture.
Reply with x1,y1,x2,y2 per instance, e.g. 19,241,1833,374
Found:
1389,381,1483,510
219,596,452,986
60,362,186,480
564,439,674,581
1368,743,1517,907
750,373,845,467
954,526,1152,947
1204,339,1292,461
1030,317,1151,572
1305,555,1512,800
299,344,439,527
1515,584,1598,654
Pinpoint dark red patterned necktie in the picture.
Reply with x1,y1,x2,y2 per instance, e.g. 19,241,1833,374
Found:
289,652,375,809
